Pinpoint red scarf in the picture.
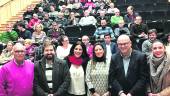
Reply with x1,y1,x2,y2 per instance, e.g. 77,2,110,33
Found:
68,55,83,66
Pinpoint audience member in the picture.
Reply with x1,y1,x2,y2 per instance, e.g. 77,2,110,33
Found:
96,10,110,26
37,7,46,20
82,35,93,59
17,23,32,39
24,39,35,60
84,0,96,9
41,13,53,32
0,24,18,43
56,35,72,59
68,11,80,25
34,41,70,96
23,6,34,22
0,43,34,96
55,12,68,27
86,42,110,96
107,3,116,14
94,19,114,39
47,21,65,42
110,8,123,27
124,6,139,27
0,41,14,66
108,34,149,96
48,5,58,20
142,29,157,56
27,13,41,30
34,37,51,61
79,10,97,26
114,20,130,38
32,23,46,43
130,16,148,50
148,40,170,96
102,33,117,62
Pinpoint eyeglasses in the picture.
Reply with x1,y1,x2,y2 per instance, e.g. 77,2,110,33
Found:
117,42,130,46
14,50,25,54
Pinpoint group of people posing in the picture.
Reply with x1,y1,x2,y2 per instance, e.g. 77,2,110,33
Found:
0,34,170,96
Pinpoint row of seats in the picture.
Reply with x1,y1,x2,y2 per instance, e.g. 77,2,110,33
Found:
117,2,170,13
115,0,168,5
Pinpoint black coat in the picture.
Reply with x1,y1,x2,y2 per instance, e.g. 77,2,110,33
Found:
108,50,149,96
34,56,70,96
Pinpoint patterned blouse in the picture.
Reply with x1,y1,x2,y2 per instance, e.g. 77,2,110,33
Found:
86,60,110,96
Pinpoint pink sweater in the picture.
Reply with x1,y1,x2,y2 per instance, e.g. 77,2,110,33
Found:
0,59,34,96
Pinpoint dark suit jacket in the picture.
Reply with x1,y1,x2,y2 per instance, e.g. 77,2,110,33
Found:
108,50,149,96
102,42,117,55
34,56,70,96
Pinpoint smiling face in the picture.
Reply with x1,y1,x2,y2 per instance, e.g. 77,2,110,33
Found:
152,41,165,58
44,45,55,60
13,43,26,63
148,32,157,41
94,45,104,58
74,45,83,58
117,35,132,56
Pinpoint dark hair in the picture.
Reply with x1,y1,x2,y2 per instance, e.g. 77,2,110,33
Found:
58,35,68,46
104,33,111,38
92,42,106,62
148,29,157,35
151,40,165,48
17,23,25,28
68,41,89,59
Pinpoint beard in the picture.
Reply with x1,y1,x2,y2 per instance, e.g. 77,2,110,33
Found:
45,54,54,60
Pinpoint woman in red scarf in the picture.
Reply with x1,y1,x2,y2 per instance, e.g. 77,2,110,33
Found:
65,41,89,96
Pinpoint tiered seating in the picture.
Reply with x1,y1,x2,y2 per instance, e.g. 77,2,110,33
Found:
116,0,170,33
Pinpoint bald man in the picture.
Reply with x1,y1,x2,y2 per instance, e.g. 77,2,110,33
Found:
0,43,34,96
108,35,149,96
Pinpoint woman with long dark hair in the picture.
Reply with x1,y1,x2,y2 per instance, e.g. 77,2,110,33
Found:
66,41,89,96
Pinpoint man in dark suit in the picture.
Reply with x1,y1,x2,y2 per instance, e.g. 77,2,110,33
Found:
102,33,117,62
34,41,70,96
108,34,149,96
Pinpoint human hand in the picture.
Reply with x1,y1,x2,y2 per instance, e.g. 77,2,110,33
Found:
102,91,110,96
127,93,132,96
92,92,100,96
120,93,127,96
48,94,53,96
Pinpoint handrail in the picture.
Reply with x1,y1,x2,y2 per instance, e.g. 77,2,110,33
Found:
0,0,12,7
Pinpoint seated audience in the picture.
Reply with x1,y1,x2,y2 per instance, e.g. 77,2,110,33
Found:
32,23,46,43
102,33,117,62
47,21,65,42
94,19,114,39
56,35,72,59
17,23,32,39
27,13,41,30
142,29,157,56
0,24,18,43
0,41,14,66
114,20,130,38
110,8,123,28
79,10,97,26
24,39,35,61
81,35,93,59
124,6,139,27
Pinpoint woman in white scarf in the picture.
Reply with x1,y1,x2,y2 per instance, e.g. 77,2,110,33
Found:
148,40,170,96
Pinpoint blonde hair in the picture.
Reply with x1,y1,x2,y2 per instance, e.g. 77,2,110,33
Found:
24,39,33,45
33,23,44,31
